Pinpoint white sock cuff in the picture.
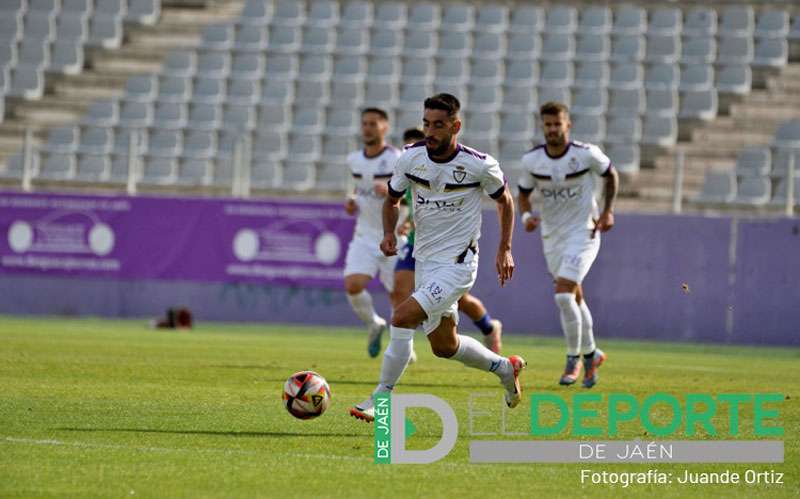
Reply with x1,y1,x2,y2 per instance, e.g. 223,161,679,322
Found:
390,326,415,341
555,293,579,314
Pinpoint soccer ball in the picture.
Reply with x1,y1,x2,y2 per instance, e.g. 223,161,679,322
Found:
282,371,331,420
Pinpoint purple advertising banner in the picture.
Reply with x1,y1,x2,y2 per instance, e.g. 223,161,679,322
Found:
0,191,355,288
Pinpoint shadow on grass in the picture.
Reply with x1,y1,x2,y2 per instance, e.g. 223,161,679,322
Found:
57,428,366,438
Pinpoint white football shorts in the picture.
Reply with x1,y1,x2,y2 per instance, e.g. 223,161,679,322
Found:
343,235,399,292
543,230,600,284
412,254,478,335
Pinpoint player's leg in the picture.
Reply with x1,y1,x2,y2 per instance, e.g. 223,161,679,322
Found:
344,238,386,358
554,277,583,385
379,245,417,363
457,292,503,354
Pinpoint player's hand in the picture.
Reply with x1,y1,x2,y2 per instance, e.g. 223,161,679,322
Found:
373,181,388,197
344,198,357,216
397,220,412,236
495,248,514,287
591,211,615,239
524,216,540,232
380,233,398,257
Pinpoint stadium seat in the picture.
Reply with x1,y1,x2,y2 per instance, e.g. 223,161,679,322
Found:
609,35,645,63
404,30,437,58
249,159,283,189
605,116,642,144
509,6,544,34
407,3,441,31
201,24,235,52
735,146,771,178
238,0,272,27
321,134,356,162
282,160,317,191
222,103,257,131
609,88,646,116
19,38,50,70
1,153,29,180
771,148,800,177
697,169,736,203
641,115,678,147
505,59,538,87
773,120,800,149
399,82,431,108
8,66,44,100
330,80,363,107
271,0,306,28
43,126,80,154
462,111,499,140
644,63,680,90
76,154,111,181
25,11,57,42
78,127,114,155
683,7,717,37
716,64,751,95
88,14,123,49
678,89,718,121
302,26,336,55
612,5,646,36
113,128,147,155
473,32,506,59
755,10,789,39
192,77,226,105
649,8,682,36
645,34,681,64
157,76,192,104
260,79,294,105
438,30,472,58
82,99,118,127
228,79,260,106
325,107,360,137
176,158,212,186
441,3,475,32
0,42,18,68
401,57,434,84
540,33,575,62
470,58,504,85
230,53,264,81
606,143,640,174
292,106,326,134
436,57,468,86
537,85,570,108
499,138,534,162
187,103,222,131
331,55,366,83
336,27,369,55
375,2,407,30
253,130,287,160
501,85,537,113
50,38,84,75
645,88,679,117
56,12,89,42
539,61,573,87
234,25,268,52
681,37,716,64
298,55,332,82
679,63,714,91
573,61,609,89
339,1,373,29
364,81,398,107
125,75,158,102
575,34,610,62
307,0,339,29
476,5,509,34
315,161,348,191
153,101,188,129
264,54,298,80
772,177,800,206
571,87,607,116
95,0,126,17
0,17,22,44
365,56,399,82
789,15,800,41
197,52,230,79
579,6,612,35
182,130,217,160
161,51,196,78
507,32,541,60
719,6,755,37
140,156,177,185
608,63,643,90
127,0,160,26
753,38,788,68
269,26,301,54
39,153,77,180
109,154,134,182
369,28,402,57
544,6,577,35
570,115,605,144
146,129,182,158
63,0,92,15
735,177,771,205
500,112,535,141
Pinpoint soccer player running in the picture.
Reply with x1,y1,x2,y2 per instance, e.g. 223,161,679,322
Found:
517,102,619,388
395,129,505,353
343,108,404,358
350,94,526,422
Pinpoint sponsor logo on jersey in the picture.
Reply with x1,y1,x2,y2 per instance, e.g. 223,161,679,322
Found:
541,185,583,200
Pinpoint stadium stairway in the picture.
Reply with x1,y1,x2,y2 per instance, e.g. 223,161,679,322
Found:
632,61,800,206
0,0,243,174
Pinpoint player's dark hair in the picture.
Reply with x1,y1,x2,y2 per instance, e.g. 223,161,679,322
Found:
540,101,570,118
402,128,425,143
424,93,461,117
362,107,389,121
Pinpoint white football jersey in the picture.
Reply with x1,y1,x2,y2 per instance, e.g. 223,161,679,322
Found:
518,141,612,240
347,145,402,241
389,142,507,263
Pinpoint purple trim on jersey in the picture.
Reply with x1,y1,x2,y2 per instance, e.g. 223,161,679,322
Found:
601,163,615,177
458,143,488,160
427,144,460,164
544,141,572,159
363,145,390,159
489,183,506,200
405,140,427,150
387,180,405,198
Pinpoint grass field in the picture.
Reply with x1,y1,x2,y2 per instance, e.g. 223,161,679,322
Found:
0,315,797,498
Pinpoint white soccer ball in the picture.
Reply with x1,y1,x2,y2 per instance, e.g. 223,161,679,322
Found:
282,371,331,420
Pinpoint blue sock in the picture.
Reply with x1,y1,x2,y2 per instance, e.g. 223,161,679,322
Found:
473,314,494,335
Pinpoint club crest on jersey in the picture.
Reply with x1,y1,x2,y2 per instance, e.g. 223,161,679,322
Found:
568,157,580,172
453,166,467,183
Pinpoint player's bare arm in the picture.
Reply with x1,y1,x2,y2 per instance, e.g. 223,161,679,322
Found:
517,190,540,232
380,190,401,256
592,166,619,238
495,188,515,287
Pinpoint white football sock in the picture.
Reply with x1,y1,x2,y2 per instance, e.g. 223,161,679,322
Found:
451,334,511,380
555,293,582,356
347,290,382,327
373,327,415,394
579,299,596,355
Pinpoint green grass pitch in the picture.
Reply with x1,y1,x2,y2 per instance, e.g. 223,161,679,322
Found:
0,316,797,498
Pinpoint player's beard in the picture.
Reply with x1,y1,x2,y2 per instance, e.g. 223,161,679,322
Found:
363,136,380,147
545,132,566,147
425,135,452,157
